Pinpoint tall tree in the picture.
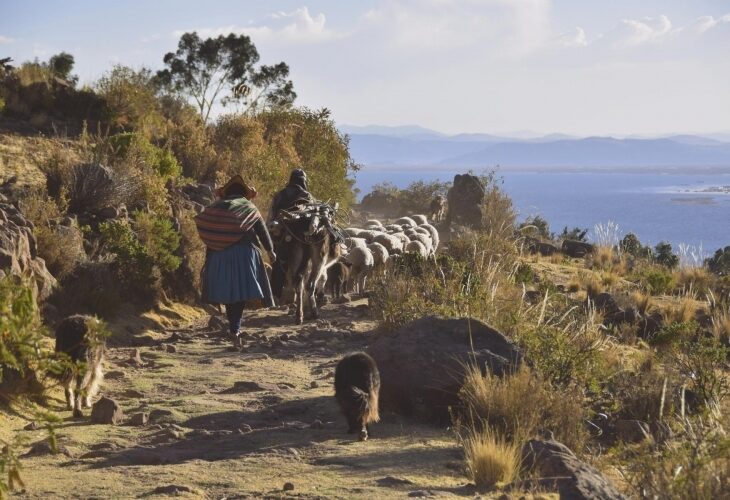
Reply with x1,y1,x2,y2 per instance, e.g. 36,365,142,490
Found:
48,52,78,85
156,32,296,123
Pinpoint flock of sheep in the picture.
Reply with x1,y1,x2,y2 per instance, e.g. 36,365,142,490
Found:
331,214,440,296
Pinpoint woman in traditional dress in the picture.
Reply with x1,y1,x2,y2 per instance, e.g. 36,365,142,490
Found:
195,175,276,345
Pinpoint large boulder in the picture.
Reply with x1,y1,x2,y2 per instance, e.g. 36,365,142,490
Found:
180,182,215,207
562,239,594,258
521,439,627,500
525,236,559,256
368,316,522,423
445,173,485,229
0,202,56,300
91,397,125,425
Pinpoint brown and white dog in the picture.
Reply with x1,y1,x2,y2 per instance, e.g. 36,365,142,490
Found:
55,315,105,418
334,352,380,441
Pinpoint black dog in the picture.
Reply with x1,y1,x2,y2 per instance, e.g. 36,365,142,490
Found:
334,352,380,441
55,315,105,418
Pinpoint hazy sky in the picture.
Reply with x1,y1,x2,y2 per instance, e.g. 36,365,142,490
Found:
1,1,729,136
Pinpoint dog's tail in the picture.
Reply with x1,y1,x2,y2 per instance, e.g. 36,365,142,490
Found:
352,386,380,424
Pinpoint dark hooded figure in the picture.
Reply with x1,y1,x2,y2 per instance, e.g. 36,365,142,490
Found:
269,168,313,221
269,168,314,300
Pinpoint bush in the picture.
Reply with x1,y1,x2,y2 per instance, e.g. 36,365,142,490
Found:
370,232,521,333
635,266,675,295
514,263,534,285
655,241,679,269
0,277,56,394
109,132,181,179
518,215,551,240
620,415,730,500
621,232,653,259
99,214,180,301
519,321,602,389
668,336,729,407
650,321,698,348
95,65,165,136
66,162,138,214
705,246,730,276
134,211,182,274
559,226,588,242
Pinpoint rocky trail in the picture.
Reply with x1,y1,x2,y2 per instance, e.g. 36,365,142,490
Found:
7,298,475,499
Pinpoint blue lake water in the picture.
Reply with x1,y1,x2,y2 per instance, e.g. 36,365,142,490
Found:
353,168,730,253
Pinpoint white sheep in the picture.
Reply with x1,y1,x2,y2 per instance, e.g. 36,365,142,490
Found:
392,232,410,247
405,240,429,258
345,236,368,251
367,242,390,276
373,232,404,255
385,224,402,232
365,219,384,228
345,246,374,295
344,227,362,238
410,232,433,255
394,216,417,227
411,214,428,225
357,229,382,243
419,223,440,252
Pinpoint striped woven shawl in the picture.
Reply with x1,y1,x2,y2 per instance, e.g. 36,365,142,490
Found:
195,196,262,251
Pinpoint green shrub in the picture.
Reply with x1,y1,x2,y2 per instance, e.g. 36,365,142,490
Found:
669,336,729,407
109,132,181,179
650,321,698,348
514,262,534,285
100,219,156,293
99,214,180,301
635,266,676,295
518,215,552,240
559,226,588,242
0,277,59,393
621,232,653,259
519,323,602,388
655,241,679,269
706,246,730,277
135,211,182,273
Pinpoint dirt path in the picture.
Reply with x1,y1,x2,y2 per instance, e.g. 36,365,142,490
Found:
9,298,474,499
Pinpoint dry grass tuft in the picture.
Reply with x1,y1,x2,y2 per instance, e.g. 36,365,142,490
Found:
583,274,604,299
566,278,581,293
601,271,620,289
464,429,521,489
631,290,653,316
663,297,699,325
459,365,587,451
674,267,713,296
710,310,730,346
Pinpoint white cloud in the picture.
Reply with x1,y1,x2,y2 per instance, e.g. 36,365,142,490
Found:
173,7,339,44
360,0,551,54
609,15,675,48
0,35,14,44
554,27,587,48
691,13,730,34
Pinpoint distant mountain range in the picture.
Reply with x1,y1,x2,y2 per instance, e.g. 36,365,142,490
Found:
340,125,730,168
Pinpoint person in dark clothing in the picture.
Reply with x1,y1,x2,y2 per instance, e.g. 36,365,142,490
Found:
269,168,314,300
195,175,276,346
269,168,313,221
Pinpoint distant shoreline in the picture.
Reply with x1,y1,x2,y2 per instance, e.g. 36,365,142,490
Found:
357,164,730,175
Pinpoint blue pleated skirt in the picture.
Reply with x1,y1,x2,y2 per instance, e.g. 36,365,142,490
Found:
203,240,273,306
